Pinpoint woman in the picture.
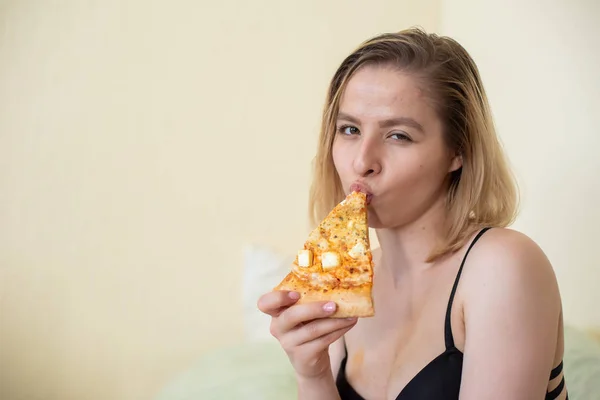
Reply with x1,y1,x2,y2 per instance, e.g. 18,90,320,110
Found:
257,27,567,400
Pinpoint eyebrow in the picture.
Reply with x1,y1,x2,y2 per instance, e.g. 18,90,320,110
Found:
337,112,425,133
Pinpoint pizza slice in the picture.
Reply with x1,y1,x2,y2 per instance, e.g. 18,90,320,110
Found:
274,190,375,318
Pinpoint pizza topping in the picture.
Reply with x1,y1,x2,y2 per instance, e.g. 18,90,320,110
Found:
321,251,340,270
318,238,329,250
310,272,338,285
348,242,367,258
297,249,313,267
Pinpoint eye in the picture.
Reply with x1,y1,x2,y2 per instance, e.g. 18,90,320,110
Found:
389,132,412,142
337,125,360,136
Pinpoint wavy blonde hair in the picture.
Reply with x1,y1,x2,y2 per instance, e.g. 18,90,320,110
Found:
308,27,519,262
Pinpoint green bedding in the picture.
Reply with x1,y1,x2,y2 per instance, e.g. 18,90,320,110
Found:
156,326,600,400
155,340,297,400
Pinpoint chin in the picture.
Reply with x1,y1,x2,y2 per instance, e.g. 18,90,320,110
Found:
366,205,412,230
366,209,388,230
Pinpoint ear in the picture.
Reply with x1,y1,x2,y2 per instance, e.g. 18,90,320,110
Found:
448,153,462,173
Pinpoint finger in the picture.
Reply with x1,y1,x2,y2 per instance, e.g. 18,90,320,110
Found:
300,322,357,355
277,301,338,332
284,317,358,348
257,290,301,317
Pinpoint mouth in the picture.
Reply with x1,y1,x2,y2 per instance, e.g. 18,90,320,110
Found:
350,181,374,205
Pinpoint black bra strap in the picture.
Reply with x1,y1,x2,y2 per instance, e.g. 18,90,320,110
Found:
444,227,491,349
546,376,566,400
549,361,563,380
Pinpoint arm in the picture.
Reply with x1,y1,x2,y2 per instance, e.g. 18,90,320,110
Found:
459,229,562,400
297,373,342,400
296,337,346,400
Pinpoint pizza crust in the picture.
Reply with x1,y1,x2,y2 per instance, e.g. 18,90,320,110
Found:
274,271,375,318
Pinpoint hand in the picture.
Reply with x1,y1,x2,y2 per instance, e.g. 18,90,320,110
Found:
257,290,358,379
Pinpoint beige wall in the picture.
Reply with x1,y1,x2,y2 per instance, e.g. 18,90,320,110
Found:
0,1,440,399
439,0,600,329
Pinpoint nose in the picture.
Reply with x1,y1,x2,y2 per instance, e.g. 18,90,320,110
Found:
353,136,382,178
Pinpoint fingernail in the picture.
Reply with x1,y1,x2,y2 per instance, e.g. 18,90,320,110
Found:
288,291,300,300
323,302,336,312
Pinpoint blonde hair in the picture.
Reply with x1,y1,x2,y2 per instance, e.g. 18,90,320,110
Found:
308,27,519,261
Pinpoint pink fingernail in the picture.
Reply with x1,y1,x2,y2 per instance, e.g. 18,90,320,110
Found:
323,302,336,312
288,292,300,300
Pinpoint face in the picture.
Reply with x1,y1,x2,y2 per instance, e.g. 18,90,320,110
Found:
332,64,462,229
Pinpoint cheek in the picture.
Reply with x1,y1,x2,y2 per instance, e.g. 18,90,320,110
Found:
388,159,425,188
387,148,449,190
331,140,350,176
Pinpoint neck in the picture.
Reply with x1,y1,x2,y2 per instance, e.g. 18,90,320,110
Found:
374,196,448,279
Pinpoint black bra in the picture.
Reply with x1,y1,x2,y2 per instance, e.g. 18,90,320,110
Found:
335,228,568,399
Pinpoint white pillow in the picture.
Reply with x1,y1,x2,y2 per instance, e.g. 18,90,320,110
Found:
241,244,294,342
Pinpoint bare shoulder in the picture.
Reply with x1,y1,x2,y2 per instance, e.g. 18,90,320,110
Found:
470,227,550,265
462,227,561,308
456,227,564,398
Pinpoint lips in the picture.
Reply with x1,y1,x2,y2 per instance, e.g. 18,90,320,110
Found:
350,182,373,205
